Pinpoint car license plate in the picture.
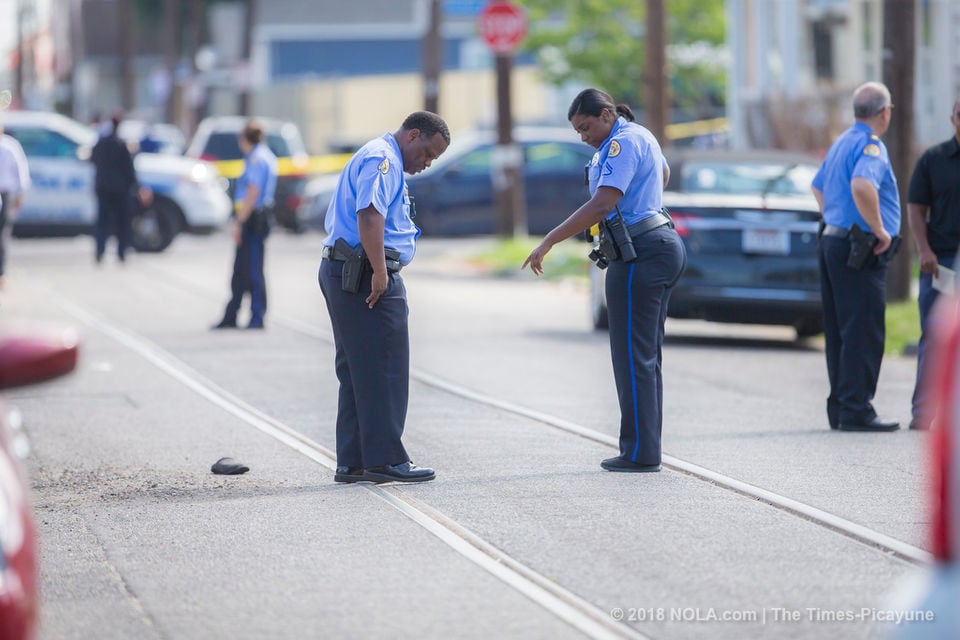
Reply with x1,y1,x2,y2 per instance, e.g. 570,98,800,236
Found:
742,228,790,255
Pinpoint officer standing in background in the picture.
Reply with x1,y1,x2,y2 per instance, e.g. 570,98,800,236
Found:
90,110,151,265
906,97,960,431
812,81,901,432
213,119,277,330
0,121,31,288
523,88,686,473
319,111,449,484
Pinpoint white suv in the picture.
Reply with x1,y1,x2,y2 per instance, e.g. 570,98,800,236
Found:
4,111,231,252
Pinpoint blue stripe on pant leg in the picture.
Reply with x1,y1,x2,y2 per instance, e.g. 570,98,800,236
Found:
626,263,643,462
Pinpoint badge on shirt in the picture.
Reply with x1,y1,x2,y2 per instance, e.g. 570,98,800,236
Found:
608,141,621,158
590,153,599,167
863,144,880,157
378,159,390,174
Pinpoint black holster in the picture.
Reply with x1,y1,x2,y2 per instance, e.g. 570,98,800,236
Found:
597,210,638,263
243,206,272,237
846,225,902,270
337,238,367,293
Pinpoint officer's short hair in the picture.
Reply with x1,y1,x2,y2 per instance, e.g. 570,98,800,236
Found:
853,82,892,119
401,111,450,145
241,120,265,145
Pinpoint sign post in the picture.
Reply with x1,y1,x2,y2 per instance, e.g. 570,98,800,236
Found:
478,1,528,237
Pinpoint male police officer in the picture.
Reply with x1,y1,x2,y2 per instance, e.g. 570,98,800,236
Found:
319,111,449,483
812,81,901,432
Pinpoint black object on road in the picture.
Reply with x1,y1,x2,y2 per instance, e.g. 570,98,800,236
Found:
211,457,250,475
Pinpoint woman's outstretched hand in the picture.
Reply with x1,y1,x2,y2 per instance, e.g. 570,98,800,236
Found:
521,241,552,276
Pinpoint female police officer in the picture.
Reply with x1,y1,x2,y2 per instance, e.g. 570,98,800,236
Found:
522,88,686,473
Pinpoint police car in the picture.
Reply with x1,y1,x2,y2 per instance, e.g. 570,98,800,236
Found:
3,111,231,252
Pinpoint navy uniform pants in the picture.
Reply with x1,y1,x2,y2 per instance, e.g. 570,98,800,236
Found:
223,226,268,325
605,225,686,465
318,258,410,469
818,235,887,426
912,253,955,424
95,189,133,262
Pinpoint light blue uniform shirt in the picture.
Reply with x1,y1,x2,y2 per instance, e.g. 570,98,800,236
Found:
323,133,419,264
587,117,667,226
235,142,277,207
812,121,900,234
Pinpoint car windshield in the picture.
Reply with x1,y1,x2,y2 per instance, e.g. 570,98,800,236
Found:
202,132,293,160
680,161,817,196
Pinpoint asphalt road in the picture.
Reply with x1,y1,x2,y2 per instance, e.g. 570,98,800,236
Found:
2,231,932,639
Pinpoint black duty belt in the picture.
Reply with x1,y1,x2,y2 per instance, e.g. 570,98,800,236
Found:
820,224,849,238
322,244,402,273
626,211,672,238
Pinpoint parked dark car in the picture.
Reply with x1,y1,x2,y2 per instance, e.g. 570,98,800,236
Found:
186,116,311,232
0,326,79,640
590,149,824,337
299,127,594,235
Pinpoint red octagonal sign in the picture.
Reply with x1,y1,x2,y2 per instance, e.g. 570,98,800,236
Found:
478,1,528,55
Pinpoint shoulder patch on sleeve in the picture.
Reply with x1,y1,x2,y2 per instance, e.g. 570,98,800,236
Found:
378,158,390,174
863,144,880,157
608,140,621,158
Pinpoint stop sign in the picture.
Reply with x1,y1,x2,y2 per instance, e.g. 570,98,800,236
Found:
478,1,528,55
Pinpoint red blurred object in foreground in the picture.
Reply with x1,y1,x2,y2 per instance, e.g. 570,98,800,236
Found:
0,327,80,640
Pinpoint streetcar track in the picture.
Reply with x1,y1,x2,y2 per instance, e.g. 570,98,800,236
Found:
56,295,649,640
137,259,933,566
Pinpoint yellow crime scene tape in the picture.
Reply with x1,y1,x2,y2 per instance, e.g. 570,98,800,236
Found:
211,153,354,180
208,118,726,182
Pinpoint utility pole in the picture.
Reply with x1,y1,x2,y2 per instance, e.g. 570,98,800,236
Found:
163,0,181,124
238,0,255,116
882,0,915,302
15,0,25,108
645,0,669,146
422,0,441,113
119,0,134,111
494,53,526,237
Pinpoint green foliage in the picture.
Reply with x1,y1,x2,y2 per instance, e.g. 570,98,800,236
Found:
517,0,726,112
885,299,921,356
470,237,590,279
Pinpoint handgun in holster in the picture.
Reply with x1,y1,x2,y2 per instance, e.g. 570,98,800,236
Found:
876,235,902,266
337,237,367,293
846,225,878,271
598,208,639,263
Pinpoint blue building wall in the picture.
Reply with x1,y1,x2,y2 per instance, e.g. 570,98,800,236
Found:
270,39,467,78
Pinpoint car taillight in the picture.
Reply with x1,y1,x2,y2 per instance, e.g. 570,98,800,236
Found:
285,193,302,212
668,211,698,238
199,153,218,162
927,299,959,562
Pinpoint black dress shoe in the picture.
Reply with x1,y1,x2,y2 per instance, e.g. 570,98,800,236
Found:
334,466,364,483
212,319,238,330
838,417,900,432
909,418,930,431
600,456,661,473
363,462,435,483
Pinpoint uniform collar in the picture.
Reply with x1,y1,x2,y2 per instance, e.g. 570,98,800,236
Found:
601,117,626,150
853,120,876,137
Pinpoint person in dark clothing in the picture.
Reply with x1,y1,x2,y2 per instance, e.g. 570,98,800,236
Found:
906,97,960,430
89,111,151,263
